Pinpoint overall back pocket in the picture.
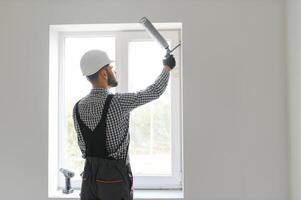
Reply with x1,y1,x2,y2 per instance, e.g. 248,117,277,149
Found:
95,162,125,184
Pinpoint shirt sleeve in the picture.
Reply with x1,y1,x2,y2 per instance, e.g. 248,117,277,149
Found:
115,68,170,114
72,105,86,159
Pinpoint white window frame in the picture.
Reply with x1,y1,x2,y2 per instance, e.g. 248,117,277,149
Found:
48,24,182,196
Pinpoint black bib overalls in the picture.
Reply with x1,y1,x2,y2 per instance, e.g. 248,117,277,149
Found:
75,94,133,200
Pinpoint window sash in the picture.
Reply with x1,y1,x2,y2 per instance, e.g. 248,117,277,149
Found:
56,30,182,190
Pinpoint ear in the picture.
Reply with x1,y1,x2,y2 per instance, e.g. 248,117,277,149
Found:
99,69,108,79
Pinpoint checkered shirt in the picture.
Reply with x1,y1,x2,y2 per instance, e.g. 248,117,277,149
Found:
72,68,170,164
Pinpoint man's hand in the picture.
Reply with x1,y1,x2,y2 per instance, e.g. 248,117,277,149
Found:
162,54,176,70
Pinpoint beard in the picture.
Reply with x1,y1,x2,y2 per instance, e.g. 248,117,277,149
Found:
107,73,118,87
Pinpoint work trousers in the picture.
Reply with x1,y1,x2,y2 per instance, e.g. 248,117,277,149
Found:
80,157,133,200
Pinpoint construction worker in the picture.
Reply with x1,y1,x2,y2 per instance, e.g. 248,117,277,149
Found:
72,49,176,200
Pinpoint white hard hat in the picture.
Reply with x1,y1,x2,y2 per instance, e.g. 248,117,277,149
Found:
80,50,114,76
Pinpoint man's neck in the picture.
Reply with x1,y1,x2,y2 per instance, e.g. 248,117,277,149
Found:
92,84,109,89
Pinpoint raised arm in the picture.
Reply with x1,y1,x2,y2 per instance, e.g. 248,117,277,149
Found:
115,66,172,114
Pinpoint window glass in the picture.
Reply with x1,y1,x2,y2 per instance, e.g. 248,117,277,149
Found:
128,41,172,176
63,37,115,180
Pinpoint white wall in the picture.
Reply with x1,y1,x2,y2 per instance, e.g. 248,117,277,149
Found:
0,0,288,199
287,0,301,200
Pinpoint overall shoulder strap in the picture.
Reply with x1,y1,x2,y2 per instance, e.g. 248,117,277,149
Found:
75,100,92,133
100,94,114,122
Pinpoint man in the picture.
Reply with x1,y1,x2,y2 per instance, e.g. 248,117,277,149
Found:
72,49,176,200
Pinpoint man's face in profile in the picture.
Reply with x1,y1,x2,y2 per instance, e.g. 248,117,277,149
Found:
105,64,118,87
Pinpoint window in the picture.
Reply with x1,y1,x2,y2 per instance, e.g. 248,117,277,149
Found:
48,24,182,195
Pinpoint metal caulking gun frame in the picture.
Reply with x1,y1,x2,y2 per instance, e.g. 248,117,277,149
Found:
139,17,181,58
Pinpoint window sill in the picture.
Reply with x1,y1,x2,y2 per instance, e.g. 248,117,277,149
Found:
49,189,183,199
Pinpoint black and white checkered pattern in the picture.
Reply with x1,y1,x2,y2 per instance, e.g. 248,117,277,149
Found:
72,69,170,164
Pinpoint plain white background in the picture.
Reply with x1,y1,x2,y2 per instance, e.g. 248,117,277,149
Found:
0,0,294,199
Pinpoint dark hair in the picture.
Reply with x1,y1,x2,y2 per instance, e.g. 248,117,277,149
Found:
86,64,109,83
